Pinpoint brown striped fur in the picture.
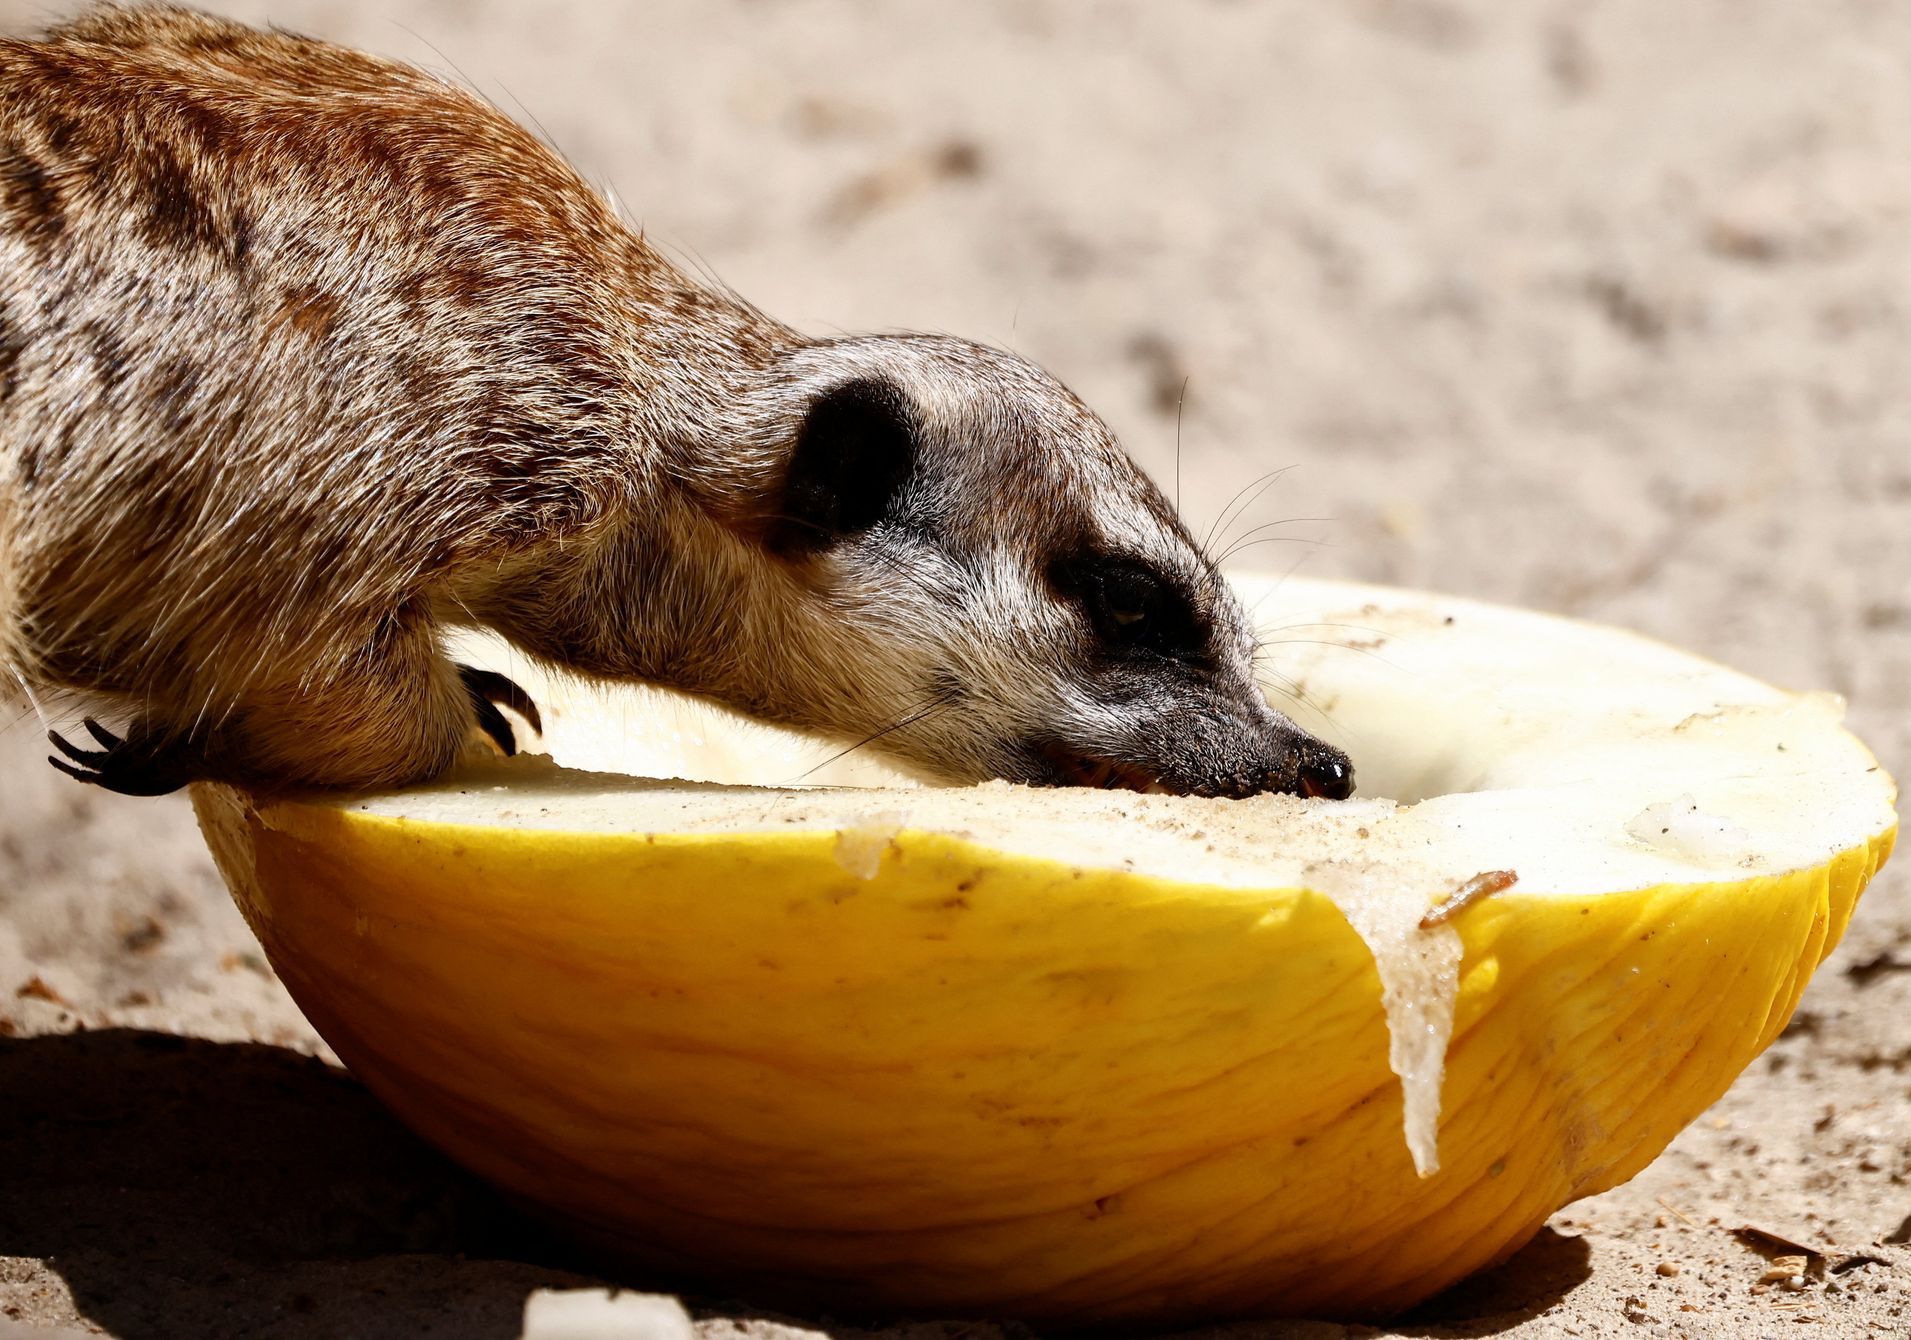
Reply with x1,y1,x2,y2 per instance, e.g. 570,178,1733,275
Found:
0,4,1352,800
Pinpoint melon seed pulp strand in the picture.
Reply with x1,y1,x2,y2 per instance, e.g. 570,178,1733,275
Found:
1307,851,1464,1178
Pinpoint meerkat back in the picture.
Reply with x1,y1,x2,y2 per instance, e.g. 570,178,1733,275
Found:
0,6,672,790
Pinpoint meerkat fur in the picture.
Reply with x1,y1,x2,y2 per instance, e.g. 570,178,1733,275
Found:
0,3,1353,801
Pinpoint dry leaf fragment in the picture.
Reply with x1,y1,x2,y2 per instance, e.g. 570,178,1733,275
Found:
1757,1255,1811,1289
1735,1224,1825,1260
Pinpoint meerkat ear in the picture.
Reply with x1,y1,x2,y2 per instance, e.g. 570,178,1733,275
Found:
769,377,917,554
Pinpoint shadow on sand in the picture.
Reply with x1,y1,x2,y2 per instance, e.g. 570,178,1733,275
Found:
1390,1228,1594,1336
0,1028,607,1339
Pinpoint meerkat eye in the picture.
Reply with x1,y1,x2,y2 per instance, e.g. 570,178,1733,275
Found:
768,377,918,555
1051,553,1207,661
1097,566,1162,630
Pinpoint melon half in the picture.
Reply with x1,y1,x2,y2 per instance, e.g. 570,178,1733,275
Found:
191,575,1896,1324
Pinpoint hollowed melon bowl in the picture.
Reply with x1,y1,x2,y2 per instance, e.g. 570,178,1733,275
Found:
191,575,1896,1324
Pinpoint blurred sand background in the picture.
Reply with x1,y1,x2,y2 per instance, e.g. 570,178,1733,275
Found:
1,1,1908,1336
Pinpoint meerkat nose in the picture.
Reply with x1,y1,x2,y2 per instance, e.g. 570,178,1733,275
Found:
1296,746,1355,800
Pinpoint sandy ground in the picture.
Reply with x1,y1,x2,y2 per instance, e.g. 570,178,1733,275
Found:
2,1,1909,1336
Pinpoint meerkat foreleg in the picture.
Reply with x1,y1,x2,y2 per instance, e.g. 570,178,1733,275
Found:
46,624,539,794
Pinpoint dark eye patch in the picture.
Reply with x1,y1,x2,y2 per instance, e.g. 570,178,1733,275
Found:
1049,551,1209,662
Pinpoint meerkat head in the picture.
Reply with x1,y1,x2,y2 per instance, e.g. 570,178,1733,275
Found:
721,334,1354,800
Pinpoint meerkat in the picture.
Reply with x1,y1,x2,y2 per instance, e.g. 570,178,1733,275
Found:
0,3,1354,803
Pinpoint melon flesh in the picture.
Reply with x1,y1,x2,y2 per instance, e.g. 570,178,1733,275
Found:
193,575,1897,1322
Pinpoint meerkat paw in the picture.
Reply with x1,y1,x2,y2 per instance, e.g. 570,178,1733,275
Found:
457,666,543,757
46,718,202,796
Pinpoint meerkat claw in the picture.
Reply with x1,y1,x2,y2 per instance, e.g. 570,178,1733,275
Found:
460,666,542,757
46,720,198,796
469,696,516,756
464,668,543,735
48,722,112,768
81,717,125,751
